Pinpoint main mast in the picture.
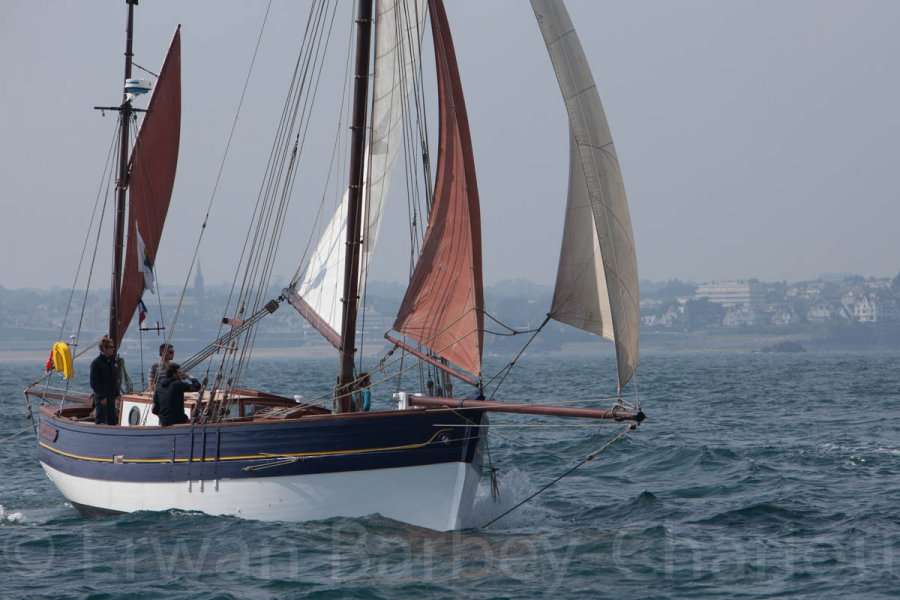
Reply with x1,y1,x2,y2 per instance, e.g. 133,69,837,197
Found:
335,0,374,413
110,0,137,350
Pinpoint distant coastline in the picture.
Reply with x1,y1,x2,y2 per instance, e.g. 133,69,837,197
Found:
3,331,896,367
3,273,900,363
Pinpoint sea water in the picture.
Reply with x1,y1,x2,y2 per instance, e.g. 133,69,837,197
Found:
2,350,899,599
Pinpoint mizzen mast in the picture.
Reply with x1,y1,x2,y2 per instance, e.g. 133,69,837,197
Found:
110,0,138,351
336,0,375,413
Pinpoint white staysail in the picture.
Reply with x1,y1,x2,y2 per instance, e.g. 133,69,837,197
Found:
531,0,640,389
288,0,428,340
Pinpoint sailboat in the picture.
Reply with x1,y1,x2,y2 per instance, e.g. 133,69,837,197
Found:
26,0,644,532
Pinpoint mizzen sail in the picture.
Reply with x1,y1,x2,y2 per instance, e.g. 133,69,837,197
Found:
117,27,181,342
531,0,640,389
288,0,427,344
392,0,484,377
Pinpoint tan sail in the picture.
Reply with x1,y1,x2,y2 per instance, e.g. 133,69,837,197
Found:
392,0,484,377
117,27,181,341
531,0,640,389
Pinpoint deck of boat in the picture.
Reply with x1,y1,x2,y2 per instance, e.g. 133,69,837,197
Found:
27,386,332,425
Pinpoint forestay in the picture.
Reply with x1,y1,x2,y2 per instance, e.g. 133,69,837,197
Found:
531,0,640,390
287,0,428,345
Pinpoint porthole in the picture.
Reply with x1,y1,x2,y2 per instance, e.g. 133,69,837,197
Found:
128,406,141,426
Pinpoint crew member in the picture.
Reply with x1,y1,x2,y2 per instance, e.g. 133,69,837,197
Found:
356,372,371,412
90,336,121,425
155,362,201,426
148,343,175,391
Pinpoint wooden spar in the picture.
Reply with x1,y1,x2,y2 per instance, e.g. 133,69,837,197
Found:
110,0,138,349
286,292,341,350
408,396,646,422
385,333,479,386
336,0,374,413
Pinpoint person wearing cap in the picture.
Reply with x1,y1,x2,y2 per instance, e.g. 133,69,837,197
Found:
90,336,121,425
147,343,175,391
154,362,201,426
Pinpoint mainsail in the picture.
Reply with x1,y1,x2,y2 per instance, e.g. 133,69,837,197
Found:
117,27,181,342
392,0,484,377
287,0,428,345
531,0,640,389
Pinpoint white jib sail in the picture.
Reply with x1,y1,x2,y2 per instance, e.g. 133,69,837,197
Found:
290,0,428,339
531,0,640,389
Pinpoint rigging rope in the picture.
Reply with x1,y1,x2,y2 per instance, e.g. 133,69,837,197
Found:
227,0,339,395
486,315,551,400
390,0,434,392
482,310,548,338
199,1,342,420
58,125,119,343
480,424,634,529
287,10,355,287
42,117,117,402
159,0,272,370
207,0,326,418
132,61,159,79
69,127,119,376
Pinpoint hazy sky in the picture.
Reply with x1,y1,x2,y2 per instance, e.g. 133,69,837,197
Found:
2,1,899,291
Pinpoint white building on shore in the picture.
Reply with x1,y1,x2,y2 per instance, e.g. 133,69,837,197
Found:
807,300,848,323
841,290,899,323
695,280,765,308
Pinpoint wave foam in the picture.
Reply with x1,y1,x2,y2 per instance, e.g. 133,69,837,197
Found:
0,504,25,524
466,467,547,529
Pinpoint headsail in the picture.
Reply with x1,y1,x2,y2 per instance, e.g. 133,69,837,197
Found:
287,0,428,344
392,0,483,377
117,27,181,342
531,0,640,389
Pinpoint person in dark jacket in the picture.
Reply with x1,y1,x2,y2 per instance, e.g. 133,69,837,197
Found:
154,363,201,426
147,343,174,391
90,336,121,425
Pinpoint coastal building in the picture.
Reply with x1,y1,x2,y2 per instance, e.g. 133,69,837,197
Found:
641,302,684,329
786,281,825,301
841,290,899,323
769,306,796,327
723,305,761,328
864,277,892,291
695,280,765,307
640,298,663,310
806,300,847,323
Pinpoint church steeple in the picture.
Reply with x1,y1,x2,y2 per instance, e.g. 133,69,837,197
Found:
194,262,205,299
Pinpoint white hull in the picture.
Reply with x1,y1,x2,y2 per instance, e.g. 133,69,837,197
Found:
41,459,482,531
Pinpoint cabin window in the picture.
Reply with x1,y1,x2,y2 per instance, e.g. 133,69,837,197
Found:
128,406,141,426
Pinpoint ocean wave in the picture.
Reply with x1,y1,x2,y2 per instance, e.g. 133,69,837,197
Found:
693,501,847,531
0,504,25,524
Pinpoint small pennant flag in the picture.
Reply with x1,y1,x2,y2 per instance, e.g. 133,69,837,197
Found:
138,298,148,325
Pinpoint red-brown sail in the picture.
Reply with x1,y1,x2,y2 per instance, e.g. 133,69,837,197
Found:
392,0,483,377
116,27,181,342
